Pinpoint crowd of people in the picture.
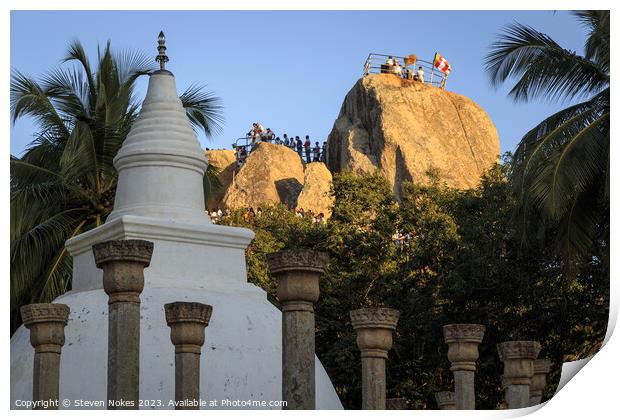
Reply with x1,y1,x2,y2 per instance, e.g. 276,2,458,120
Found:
234,122,328,168
391,229,413,248
294,207,326,224
209,205,409,239
381,56,426,82
208,206,326,224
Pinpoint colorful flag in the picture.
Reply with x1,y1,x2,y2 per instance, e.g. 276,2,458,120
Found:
404,54,417,67
433,52,452,75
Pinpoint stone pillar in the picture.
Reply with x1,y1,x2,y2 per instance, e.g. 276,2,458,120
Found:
529,359,552,406
20,303,70,410
435,391,456,410
165,302,213,409
386,397,407,410
93,239,153,409
497,341,541,409
349,307,399,410
267,249,329,410
442,324,485,410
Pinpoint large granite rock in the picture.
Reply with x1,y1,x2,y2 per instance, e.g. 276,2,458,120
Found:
297,162,334,217
205,149,236,210
222,142,305,210
326,74,500,197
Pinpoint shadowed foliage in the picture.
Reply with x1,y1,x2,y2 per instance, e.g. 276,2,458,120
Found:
485,10,609,267
216,168,608,409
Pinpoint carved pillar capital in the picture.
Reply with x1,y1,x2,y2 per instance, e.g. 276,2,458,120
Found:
165,302,213,354
530,359,552,405
350,308,399,358
442,324,485,372
268,249,328,312
21,304,70,354
497,341,541,386
93,239,153,304
435,391,456,410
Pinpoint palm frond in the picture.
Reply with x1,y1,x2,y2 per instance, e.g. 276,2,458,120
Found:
573,10,610,72
41,66,90,121
63,40,97,102
59,121,100,191
10,70,71,138
180,83,225,137
525,113,608,218
485,22,609,102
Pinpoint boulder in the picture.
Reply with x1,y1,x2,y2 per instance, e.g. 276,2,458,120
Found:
326,74,500,197
222,142,305,210
205,149,236,210
297,162,334,217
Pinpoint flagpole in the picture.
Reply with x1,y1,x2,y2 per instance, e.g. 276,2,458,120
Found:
430,52,436,86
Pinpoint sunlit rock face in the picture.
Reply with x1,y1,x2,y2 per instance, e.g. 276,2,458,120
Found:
326,74,500,198
221,143,333,216
10,70,343,410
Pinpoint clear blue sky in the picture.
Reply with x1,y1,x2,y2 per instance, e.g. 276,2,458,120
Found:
10,10,588,157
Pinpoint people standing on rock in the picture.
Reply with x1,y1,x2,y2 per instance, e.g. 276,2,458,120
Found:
382,56,395,74
313,142,321,162
304,136,312,163
296,136,303,158
266,128,275,142
235,145,245,169
283,133,290,147
416,66,425,83
239,146,248,166
393,58,403,77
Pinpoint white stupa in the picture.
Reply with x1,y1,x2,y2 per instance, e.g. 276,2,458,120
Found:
10,33,343,410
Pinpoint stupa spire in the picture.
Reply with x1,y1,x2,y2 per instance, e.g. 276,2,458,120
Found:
106,34,209,225
156,31,169,71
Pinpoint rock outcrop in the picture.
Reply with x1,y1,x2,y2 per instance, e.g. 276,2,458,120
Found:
205,149,236,210
219,143,333,216
326,74,500,197
297,162,334,217
222,142,305,210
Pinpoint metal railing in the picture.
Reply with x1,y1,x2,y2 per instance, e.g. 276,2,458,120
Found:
231,136,326,169
363,53,449,89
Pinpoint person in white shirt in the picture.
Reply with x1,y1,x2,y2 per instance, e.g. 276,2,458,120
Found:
393,59,403,77
416,66,425,83
386,56,395,67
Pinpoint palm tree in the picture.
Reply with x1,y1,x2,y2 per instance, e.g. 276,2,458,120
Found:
485,11,609,265
10,41,224,330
